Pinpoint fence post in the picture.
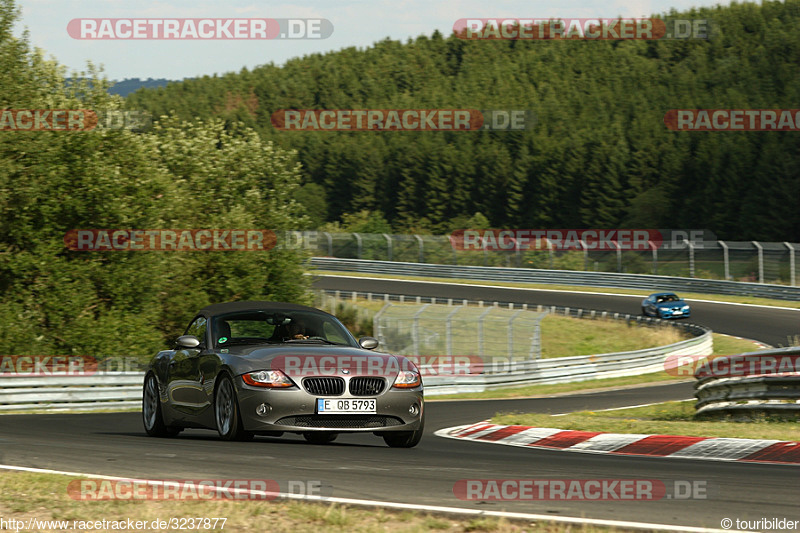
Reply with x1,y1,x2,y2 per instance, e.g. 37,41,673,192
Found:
615,241,622,272
412,304,431,355
648,240,658,275
507,310,523,359
719,240,730,280
752,241,764,284
477,307,494,357
322,231,333,257
785,242,796,286
445,306,464,356
688,241,695,278
580,239,589,271
373,302,393,347
414,234,424,263
383,233,392,261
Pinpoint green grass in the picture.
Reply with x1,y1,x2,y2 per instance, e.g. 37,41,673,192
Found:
311,270,800,310
0,470,629,532
491,400,800,441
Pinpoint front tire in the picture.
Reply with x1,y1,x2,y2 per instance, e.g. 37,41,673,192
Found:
215,374,253,441
383,415,424,448
142,373,181,438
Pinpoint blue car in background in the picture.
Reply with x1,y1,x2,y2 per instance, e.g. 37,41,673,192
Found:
641,292,691,319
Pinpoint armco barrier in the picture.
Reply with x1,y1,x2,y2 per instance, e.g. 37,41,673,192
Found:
0,372,143,412
310,257,800,301
694,347,800,418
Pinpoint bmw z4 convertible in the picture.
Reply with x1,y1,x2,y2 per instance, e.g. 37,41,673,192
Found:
142,301,424,447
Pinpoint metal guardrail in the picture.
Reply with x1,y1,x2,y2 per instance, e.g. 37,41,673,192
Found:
0,372,143,412
694,347,800,418
310,257,800,301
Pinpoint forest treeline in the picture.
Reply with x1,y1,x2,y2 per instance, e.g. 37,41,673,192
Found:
0,0,310,356
126,1,800,241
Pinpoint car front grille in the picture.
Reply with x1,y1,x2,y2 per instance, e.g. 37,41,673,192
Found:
303,377,345,396
275,415,403,429
349,377,385,396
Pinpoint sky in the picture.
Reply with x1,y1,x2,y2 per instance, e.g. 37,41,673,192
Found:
15,0,728,81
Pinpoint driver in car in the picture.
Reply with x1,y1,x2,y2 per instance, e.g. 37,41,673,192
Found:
285,320,308,340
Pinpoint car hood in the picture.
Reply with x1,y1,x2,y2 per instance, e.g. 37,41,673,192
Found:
655,300,686,308
221,344,412,378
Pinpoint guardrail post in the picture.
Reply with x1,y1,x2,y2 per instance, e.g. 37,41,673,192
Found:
322,231,333,256
785,242,796,286
414,234,424,263
687,241,695,278
614,241,622,272
719,240,730,280
752,241,764,284
383,233,392,261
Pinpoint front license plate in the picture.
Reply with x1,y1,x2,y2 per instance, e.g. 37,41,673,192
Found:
672,310,683,315
317,398,376,414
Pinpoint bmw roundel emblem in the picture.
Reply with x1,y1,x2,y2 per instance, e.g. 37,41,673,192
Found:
341,369,350,374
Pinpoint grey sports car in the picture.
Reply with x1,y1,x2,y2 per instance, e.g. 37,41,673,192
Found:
142,301,424,447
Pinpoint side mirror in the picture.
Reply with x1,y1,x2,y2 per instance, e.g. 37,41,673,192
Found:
176,335,201,349
358,336,379,350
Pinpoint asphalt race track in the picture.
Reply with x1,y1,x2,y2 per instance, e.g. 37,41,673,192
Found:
1,276,798,531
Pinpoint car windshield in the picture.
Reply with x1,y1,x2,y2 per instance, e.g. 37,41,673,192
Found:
211,309,357,349
657,294,680,303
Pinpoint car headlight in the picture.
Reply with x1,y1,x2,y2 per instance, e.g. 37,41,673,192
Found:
392,370,421,388
242,370,294,388
682,306,690,311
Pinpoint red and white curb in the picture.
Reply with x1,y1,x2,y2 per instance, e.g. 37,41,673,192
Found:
435,421,800,465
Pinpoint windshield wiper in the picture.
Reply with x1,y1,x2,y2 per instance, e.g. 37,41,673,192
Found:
221,338,275,346
282,338,347,345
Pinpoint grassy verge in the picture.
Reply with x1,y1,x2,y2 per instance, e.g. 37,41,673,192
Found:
492,401,800,441
0,471,625,533
429,333,763,401
312,270,800,310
